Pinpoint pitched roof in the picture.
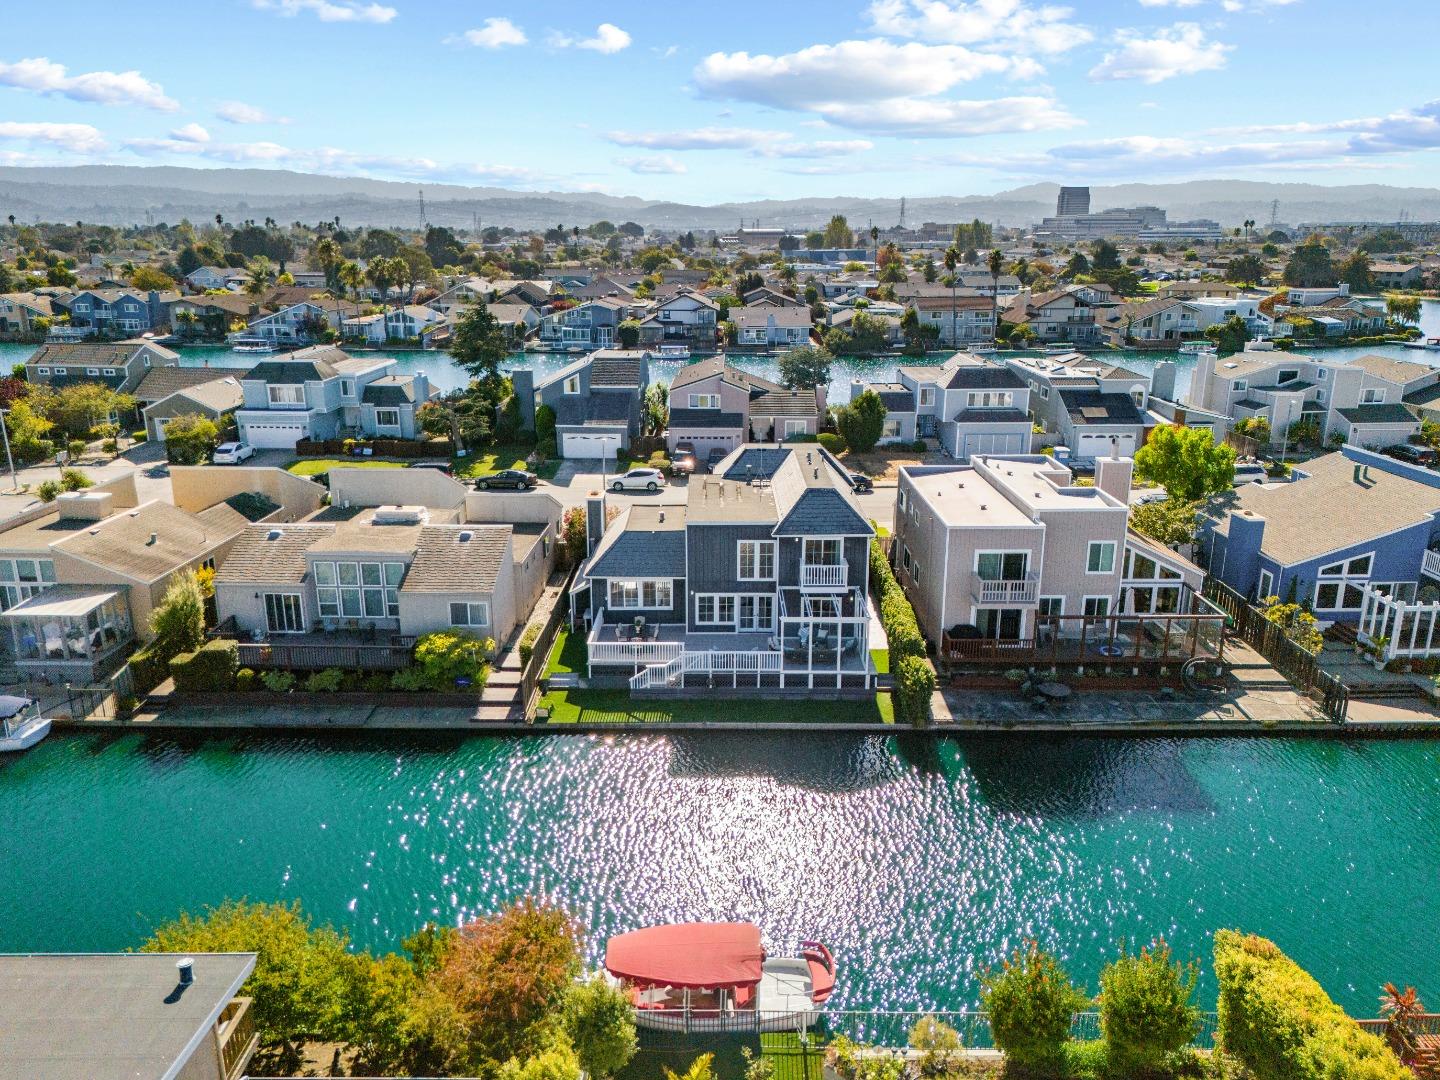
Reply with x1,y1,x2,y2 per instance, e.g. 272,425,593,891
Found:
939,361,1026,391
1336,403,1418,425
951,407,1032,424
155,376,246,415
401,525,511,593
54,500,246,582
133,365,249,403
670,357,779,394
361,376,416,406
749,389,820,418
26,340,177,368
216,523,335,584
1059,388,1145,425
869,382,914,411
731,305,813,329
245,347,349,383
586,505,687,579
770,450,872,537
589,351,647,387
1349,353,1438,387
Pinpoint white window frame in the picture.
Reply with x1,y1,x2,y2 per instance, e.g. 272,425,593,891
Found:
1082,594,1112,620
1086,541,1117,574
449,600,490,628
86,367,99,376
313,559,404,619
36,366,48,375
1257,569,1274,600
564,375,581,394
268,384,306,406
737,540,776,581
1313,552,1373,611
608,579,673,610
695,593,737,626
1360,387,1385,404
102,368,115,376
340,378,356,397
975,550,1031,581
918,387,936,407
882,419,902,439
783,419,807,437
688,392,720,409
967,391,1013,408
374,407,401,428
737,594,775,632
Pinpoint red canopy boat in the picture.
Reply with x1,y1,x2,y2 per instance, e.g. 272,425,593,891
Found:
603,922,835,1033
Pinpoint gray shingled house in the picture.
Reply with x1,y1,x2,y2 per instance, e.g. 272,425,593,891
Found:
511,349,650,459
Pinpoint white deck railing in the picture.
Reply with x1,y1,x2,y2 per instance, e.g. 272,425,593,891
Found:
973,573,1040,605
1357,584,1440,660
630,650,783,689
1422,549,1440,581
801,562,848,589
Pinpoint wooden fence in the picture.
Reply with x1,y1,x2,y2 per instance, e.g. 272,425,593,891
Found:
520,565,578,719
1203,577,1349,723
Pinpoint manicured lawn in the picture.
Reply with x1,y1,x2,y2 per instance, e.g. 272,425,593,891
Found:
544,629,586,678
538,687,893,725
286,458,406,476
870,648,890,675
454,444,561,480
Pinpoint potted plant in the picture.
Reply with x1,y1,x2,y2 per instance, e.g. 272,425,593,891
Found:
1369,635,1390,671
1379,983,1426,1063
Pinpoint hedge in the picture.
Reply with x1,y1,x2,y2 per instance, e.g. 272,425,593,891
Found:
168,639,239,692
518,623,542,666
293,437,454,459
1214,930,1409,1080
893,655,935,727
818,432,847,455
870,540,925,664
128,646,171,695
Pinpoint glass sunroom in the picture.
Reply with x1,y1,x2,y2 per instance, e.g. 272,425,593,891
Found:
1,586,133,680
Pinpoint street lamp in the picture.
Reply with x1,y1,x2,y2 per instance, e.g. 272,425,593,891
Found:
0,407,16,491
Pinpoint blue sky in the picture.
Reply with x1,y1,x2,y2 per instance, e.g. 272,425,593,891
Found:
1,0,1438,204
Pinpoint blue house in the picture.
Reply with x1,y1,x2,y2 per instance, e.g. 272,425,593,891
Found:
1201,446,1440,621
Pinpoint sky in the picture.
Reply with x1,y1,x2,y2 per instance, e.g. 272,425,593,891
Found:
1,0,1439,204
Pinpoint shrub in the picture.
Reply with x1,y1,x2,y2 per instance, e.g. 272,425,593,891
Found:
1214,930,1408,1080
164,414,220,465
535,403,557,443
560,975,638,1079
1099,940,1202,1074
519,623,543,666
818,431,847,455
826,1037,906,1080
127,646,170,694
304,667,345,693
150,572,206,657
35,479,60,502
235,667,256,692
168,639,239,692
981,942,1089,1074
362,672,391,693
537,437,558,460
893,655,935,728
260,670,296,692
60,467,92,491
912,439,928,453
66,439,87,460
132,428,148,442
908,1015,964,1078
395,630,493,691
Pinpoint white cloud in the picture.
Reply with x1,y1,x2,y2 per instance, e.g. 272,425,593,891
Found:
1089,23,1230,83
616,155,687,175
215,100,291,125
170,123,211,143
448,18,527,48
0,120,107,153
550,23,632,53
607,127,874,157
1138,0,1203,6
0,57,178,111
866,0,1093,54
251,0,396,23
819,95,1079,136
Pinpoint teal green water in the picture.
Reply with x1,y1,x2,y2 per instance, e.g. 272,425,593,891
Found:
1,731,1437,1017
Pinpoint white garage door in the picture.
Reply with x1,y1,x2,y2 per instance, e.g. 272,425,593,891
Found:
562,432,621,460
150,416,169,442
243,418,310,449
1077,432,1136,459
960,431,1027,459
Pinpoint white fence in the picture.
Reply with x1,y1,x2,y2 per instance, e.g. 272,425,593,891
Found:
801,562,849,589
1356,585,1440,660
630,650,784,690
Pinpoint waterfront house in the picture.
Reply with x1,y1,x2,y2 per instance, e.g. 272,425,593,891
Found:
857,352,1033,459
511,349,649,459
167,292,260,339
666,358,824,454
1186,345,1424,448
0,291,52,334
909,294,998,346
341,303,445,345
1200,446,1440,623
51,287,177,336
0,477,250,681
0,952,259,1080
636,288,719,347
893,454,1213,663
577,444,876,691
233,345,434,449
141,374,246,443
1006,352,1158,460
538,298,635,348
24,338,180,393
1369,261,1424,289
240,297,361,345
1001,288,1100,345
730,304,814,348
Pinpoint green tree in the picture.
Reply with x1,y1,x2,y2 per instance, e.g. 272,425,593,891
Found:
822,215,854,248
37,383,136,439
150,571,206,656
908,1015,965,1079
922,255,937,283
616,318,641,349
141,899,360,1049
1226,254,1267,285
1128,497,1202,549
1099,940,1202,1074
1387,293,1422,324
424,225,465,267
243,255,276,297
498,1035,583,1080
644,381,668,436
837,390,887,453
1282,239,1335,287
561,976,638,1079
1063,251,1090,279
778,344,833,390
981,942,1089,1074
1260,597,1322,653
312,236,343,291
1091,239,1122,270
1337,249,1374,292
449,302,511,400
1134,425,1236,502
987,248,1004,344
163,413,220,465
1204,314,1252,355
130,265,175,291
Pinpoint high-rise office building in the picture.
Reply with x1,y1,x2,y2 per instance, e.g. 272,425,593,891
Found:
1056,186,1091,217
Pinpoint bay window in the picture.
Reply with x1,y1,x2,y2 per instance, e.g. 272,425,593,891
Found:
314,559,404,620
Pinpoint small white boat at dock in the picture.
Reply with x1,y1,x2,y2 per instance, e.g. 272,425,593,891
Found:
0,695,51,752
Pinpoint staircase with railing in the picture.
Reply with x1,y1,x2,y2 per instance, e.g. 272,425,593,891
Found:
630,650,783,690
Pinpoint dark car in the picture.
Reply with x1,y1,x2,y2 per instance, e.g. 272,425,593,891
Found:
406,460,454,475
474,468,538,491
705,447,727,472
849,473,874,494
671,441,698,475
1384,444,1436,467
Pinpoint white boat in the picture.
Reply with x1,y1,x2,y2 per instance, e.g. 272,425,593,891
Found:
1179,341,1216,355
0,695,51,752
605,922,836,1033
1044,343,1076,354
657,343,691,360
1404,337,1440,351
231,337,276,354
970,345,998,355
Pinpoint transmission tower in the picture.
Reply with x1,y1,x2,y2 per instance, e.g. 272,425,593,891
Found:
1269,199,1279,226
898,197,906,229
418,189,427,230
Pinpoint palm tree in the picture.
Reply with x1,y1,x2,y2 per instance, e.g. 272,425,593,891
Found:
943,245,959,349
244,256,275,297
338,261,363,302
987,248,1004,346
870,224,879,266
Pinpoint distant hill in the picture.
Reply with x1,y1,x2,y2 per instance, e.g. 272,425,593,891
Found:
1,165,1437,230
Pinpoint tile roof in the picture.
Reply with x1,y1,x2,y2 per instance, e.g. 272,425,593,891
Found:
586,505,687,578
216,523,335,584
401,525,511,593
1211,451,1440,565
54,500,246,582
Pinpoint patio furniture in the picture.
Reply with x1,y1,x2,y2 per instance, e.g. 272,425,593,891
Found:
1036,681,1071,701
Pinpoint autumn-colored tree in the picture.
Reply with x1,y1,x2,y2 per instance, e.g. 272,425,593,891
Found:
433,900,583,1070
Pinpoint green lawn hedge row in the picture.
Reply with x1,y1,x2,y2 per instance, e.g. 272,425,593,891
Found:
870,540,933,726
168,639,239,692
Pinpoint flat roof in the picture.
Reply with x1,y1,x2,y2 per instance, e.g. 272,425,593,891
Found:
906,467,1036,529
975,456,1122,513
0,952,255,1080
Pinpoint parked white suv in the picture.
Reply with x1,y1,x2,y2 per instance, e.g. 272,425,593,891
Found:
212,441,255,465
609,467,667,492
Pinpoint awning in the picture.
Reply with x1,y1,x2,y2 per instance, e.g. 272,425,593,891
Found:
605,923,765,990
0,696,32,720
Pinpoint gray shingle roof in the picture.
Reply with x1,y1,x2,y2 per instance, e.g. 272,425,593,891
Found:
1060,388,1145,425
401,525,510,593
245,358,337,383
941,363,1026,391
670,408,745,428
27,340,176,367
749,389,820,418
586,505,687,579
216,523,335,584
589,353,645,387
132,365,251,403
1337,403,1417,425
870,383,913,411
951,408,1031,424
362,376,415,406
769,451,872,537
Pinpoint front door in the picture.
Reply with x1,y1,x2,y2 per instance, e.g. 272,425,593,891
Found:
975,608,1023,640
264,593,305,634
738,594,774,632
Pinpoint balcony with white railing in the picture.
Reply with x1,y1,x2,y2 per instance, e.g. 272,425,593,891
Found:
587,617,685,670
972,573,1040,605
630,649,783,690
1422,548,1440,581
801,561,848,589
